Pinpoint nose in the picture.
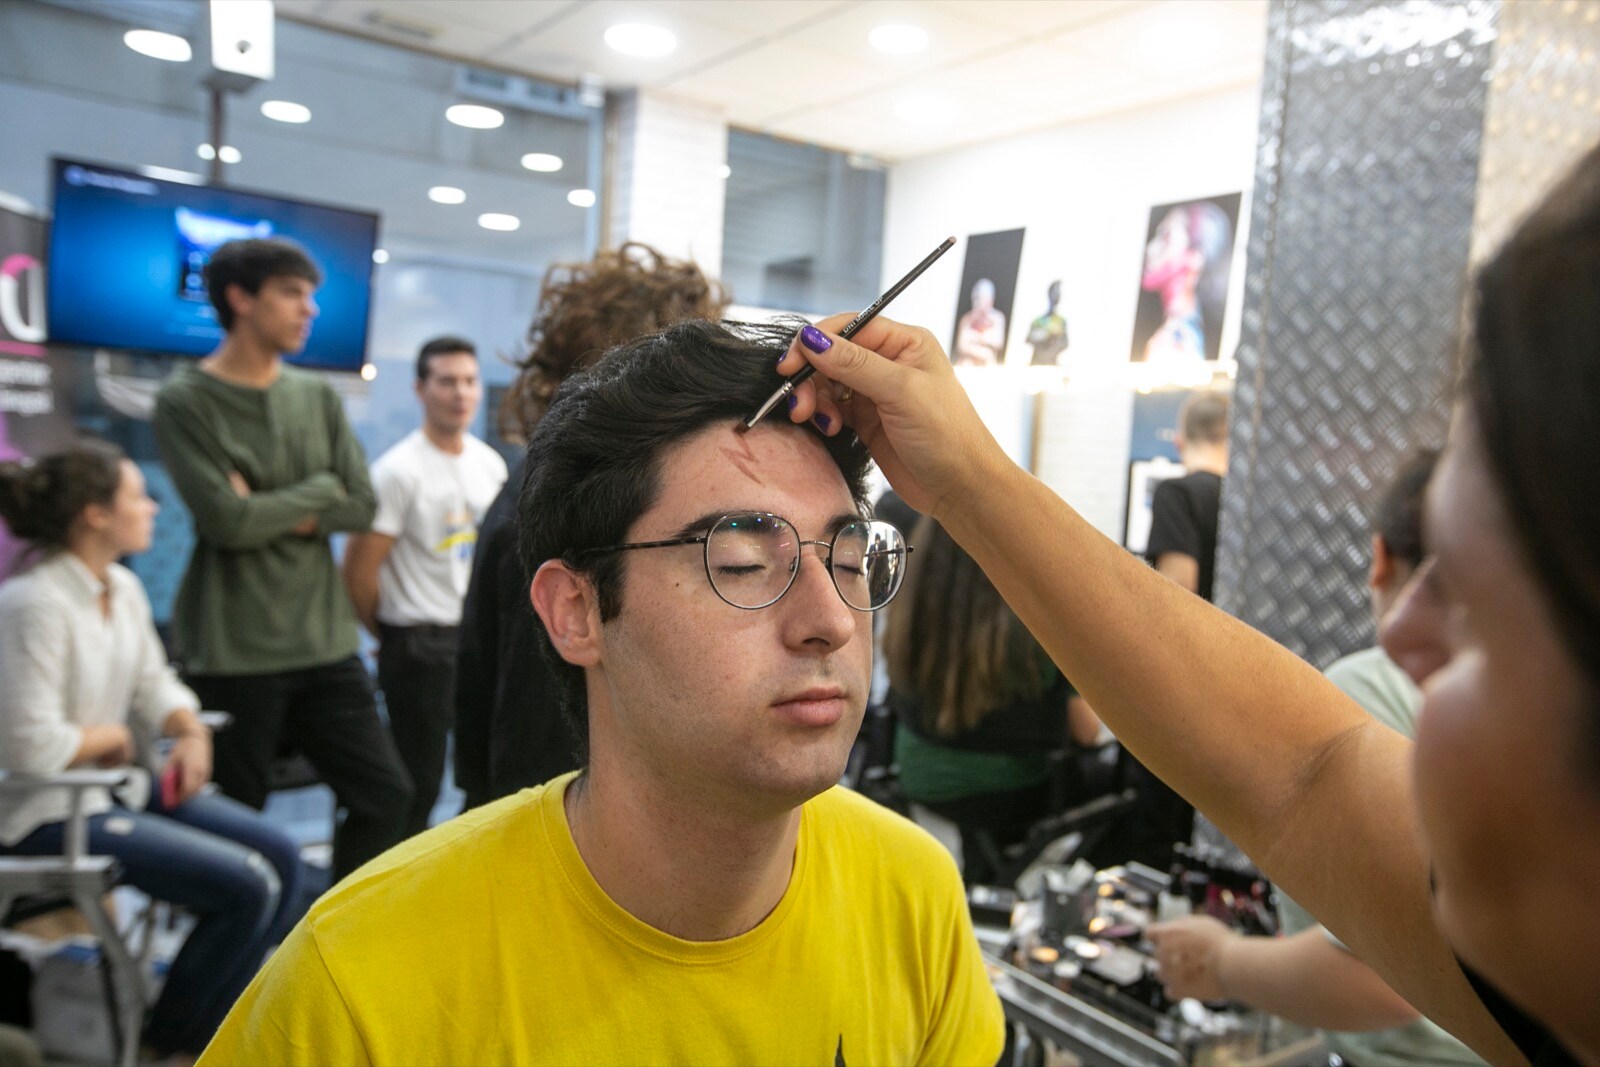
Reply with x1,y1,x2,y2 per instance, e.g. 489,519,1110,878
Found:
781,543,859,652
1378,559,1449,688
306,295,319,319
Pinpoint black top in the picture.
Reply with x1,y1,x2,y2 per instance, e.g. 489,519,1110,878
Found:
453,457,580,809
1144,471,1223,602
1460,959,1581,1067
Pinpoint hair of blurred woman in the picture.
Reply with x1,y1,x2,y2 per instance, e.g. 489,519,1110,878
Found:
498,242,729,442
883,515,1052,737
0,439,127,567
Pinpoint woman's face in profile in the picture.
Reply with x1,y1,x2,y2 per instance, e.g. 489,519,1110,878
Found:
1383,410,1600,1044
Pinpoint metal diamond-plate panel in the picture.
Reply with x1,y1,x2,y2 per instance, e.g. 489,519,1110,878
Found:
1471,0,1600,263
1215,0,1497,668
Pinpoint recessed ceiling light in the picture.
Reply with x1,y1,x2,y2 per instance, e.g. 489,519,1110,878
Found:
1140,19,1221,67
428,186,466,205
893,96,946,124
446,104,505,129
261,100,311,124
478,213,521,231
521,152,563,173
716,164,732,180
604,23,676,57
567,189,596,208
218,145,242,164
197,144,216,161
124,29,191,62
372,249,390,264
360,363,378,381
869,24,928,55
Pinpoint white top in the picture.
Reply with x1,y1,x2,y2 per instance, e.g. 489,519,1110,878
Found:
369,430,508,627
0,552,198,845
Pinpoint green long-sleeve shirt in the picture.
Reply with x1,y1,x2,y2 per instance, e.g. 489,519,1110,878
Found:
153,363,376,675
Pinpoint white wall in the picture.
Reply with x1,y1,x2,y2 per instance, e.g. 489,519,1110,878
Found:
880,84,1261,537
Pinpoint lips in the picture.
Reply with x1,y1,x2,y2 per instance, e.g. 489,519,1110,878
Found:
771,686,848,728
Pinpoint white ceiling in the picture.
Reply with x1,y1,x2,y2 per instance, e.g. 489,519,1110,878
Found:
276,0,1269,161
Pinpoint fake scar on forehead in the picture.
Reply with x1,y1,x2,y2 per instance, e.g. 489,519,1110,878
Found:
719,433,764,485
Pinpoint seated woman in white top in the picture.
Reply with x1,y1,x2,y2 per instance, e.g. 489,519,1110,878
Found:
0,440,308,1058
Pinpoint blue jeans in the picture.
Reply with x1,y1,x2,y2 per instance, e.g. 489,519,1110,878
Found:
2,790,310,1054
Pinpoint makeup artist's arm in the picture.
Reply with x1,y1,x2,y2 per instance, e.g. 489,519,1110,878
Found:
772,315,1522,1066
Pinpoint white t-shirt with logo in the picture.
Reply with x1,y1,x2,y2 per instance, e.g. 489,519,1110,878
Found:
369,430,508,627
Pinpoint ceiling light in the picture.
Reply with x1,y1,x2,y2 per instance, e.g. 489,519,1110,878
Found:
428,185,466,205
372,249,389,264
360,363,378,381
446,104,505,129
261,100,311,124
521,152,563,173
478,213,521,231
893,96,946,124
197,144,216,161
124,29,191,62
567,189,596,208
218,145,242,164
716,164,732,180
869,24,929,54
1140,19,1221,67
604,23,677,57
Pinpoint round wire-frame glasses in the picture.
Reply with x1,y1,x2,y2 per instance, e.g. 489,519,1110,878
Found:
578,512,912,611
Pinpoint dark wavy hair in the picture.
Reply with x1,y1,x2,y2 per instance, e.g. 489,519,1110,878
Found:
1466,142,1600,730
203,238,321,331
517,318,872,763
498,243,728,442
0,439,125,570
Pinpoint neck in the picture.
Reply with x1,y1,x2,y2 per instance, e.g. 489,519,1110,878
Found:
67,539,116,583
204,333,282,387
422,421,466,455
1182,444,1228,476
564,759,801,942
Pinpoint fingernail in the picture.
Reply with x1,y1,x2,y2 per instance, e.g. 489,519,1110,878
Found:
787,396,798,412
800,325,832,354
813,413,831,432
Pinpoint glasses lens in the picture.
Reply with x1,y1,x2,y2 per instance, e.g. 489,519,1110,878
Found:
831,520,908,610
705,513,798,609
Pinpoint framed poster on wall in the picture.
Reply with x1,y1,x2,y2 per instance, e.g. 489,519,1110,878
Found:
1123,456,1187,555
951,228,1025,367
1131,193,1242,363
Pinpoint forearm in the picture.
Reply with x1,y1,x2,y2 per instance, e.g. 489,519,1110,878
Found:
186,472,344,547
69,724,125,768
1219,930,1422,1031
346,569,380,635
160,707,209,741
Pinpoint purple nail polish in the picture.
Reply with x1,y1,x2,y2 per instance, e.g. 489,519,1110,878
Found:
800,325,832,354
813,412,831,432
787,395,798,412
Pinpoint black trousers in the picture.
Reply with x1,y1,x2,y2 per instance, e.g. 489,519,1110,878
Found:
187,655,414,882
377,623,459,840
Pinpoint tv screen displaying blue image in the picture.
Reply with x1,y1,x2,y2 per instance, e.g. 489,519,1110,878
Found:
47,158,379,372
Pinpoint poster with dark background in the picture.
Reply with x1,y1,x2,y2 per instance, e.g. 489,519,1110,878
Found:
950,228,1024,367
1130,192,1241,363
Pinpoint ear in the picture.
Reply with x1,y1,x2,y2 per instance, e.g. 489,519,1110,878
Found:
1369,533,1394,592
225,282,253,320
530,560,603,668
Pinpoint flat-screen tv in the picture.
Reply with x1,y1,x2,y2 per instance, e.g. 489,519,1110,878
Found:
47,157,379,372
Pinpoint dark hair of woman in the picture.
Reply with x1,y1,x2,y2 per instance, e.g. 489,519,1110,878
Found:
1466,144,1600,724
882,514,1052,737
498,242,729,442
0,439,125,565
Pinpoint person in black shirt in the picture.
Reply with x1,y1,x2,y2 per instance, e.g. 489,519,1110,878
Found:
770,138,1600,1066
453,244,727,809
1144,390,1228,601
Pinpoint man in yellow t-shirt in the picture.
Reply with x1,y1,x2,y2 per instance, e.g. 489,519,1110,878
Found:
200,319,1005,1066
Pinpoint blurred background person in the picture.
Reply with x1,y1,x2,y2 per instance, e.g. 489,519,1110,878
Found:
883,515,1101,884
953,278,1006,366
0,441,307,1058
343,336,506,840
1149,449,1484,1067
454,243,727,810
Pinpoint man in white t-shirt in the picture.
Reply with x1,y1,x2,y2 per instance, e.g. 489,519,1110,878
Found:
344,336,508,838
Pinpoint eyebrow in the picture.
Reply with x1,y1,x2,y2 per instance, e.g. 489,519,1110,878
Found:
669,509,863,540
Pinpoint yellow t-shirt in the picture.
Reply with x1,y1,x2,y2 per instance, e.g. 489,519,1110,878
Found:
200,774,1004,1066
